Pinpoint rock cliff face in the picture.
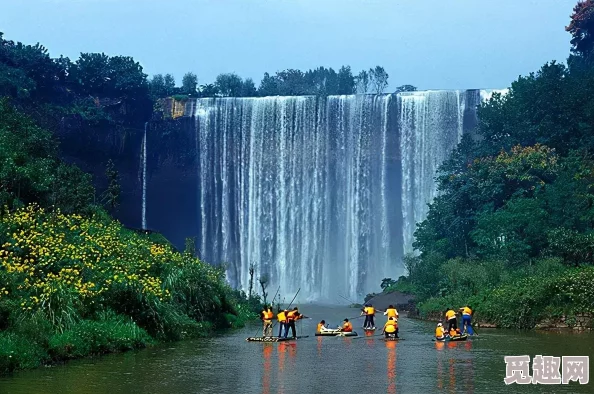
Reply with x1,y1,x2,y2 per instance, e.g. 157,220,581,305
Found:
57,91,505,300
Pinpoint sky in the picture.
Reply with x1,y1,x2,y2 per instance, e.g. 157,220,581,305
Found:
0,0,579,91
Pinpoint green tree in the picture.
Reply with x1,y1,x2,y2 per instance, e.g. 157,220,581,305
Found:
369,66,389,94
337,65,355,95
215,73,243,97
181,72,198,95
149,74,166,98
184,237,196,256
355,70,370,94
394,85,417,94
163,74,176,96
101,159,120,212
241,78,257,97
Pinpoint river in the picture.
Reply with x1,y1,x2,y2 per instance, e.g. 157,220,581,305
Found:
0,305,592,393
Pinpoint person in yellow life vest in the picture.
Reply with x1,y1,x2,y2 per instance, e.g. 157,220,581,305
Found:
444,307,457,332
342,318,353,332
459,305,474,335
277,309,288,338
382,317,399,338
285,307,302,339
361,304,376,329
384,305,398,319
317,320,326,333
261,305,274,337
435,322,445,340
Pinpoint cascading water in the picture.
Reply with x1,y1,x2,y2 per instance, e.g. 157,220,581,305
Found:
147,90,498,300
141,122,148,230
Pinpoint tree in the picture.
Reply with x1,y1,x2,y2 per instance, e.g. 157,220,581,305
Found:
566,0,594,61
248,263,256,298
215,73,243,97
101,159,120,212
199,83,219,97
355,70,370,94
181,72,198,95
337,65,356,95
241,78,257,97
149,74,166,98
163,74,176,96
259,274,269,306
258,72,279,96
394,85,417,94
184,237,196,256
369,66,389,94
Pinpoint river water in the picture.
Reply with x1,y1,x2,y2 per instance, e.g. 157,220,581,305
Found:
1,305,592,393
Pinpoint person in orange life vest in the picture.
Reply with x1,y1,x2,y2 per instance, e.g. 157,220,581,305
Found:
435,322,445,340
260,305,274,337
384,305,398,319
277,309,288,338
361,304,376,329
317,320,326,333
444,308,457,332
382,317,399,338
342,318,353,332
284,307,302,338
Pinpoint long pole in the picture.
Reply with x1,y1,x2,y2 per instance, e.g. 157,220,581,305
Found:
252,286,281,338
271,288,301,336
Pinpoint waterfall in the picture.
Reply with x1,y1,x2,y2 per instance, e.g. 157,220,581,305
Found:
153,90,493,300
141,122,147,230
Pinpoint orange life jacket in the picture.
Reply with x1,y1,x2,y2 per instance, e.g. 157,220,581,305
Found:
342,322,353,332
262,310,274,320
287,310,298,321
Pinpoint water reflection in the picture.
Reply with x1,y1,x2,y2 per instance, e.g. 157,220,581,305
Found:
263,344,273,394
386,340,397,394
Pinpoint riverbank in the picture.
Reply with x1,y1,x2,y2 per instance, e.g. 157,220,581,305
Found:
0,205,260,375
397,264,594,331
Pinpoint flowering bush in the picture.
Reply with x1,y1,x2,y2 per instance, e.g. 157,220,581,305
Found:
0,204,257,373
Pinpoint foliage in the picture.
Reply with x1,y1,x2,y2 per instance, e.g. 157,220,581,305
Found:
396,3,594,329
0,205,257,373
0,98,95,214
181,72,198,96
370,66,389,94
101,159,120,212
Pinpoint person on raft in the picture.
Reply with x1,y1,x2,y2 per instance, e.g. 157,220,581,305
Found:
277,308,288,338
382,316,399,338
284,307,303,338
384,305,398,319
317,320,327,333
435,322,445,340
448,327,462,338
445,307,458,332
459,305,474,335
361,304,376,329
341,318,353,332
261,305,274,337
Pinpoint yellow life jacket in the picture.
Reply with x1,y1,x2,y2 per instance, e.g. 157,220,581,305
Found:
435,326,445,337
462,306,472,316
445,310,456,320
287,310,297,321
277,311,286,322
365,306,375,316
317,323,324,332
386,308,398,318
384,320,397,333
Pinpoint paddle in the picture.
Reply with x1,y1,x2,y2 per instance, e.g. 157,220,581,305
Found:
270,287,301,337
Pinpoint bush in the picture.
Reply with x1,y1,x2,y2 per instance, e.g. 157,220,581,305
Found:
0,332,47,373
